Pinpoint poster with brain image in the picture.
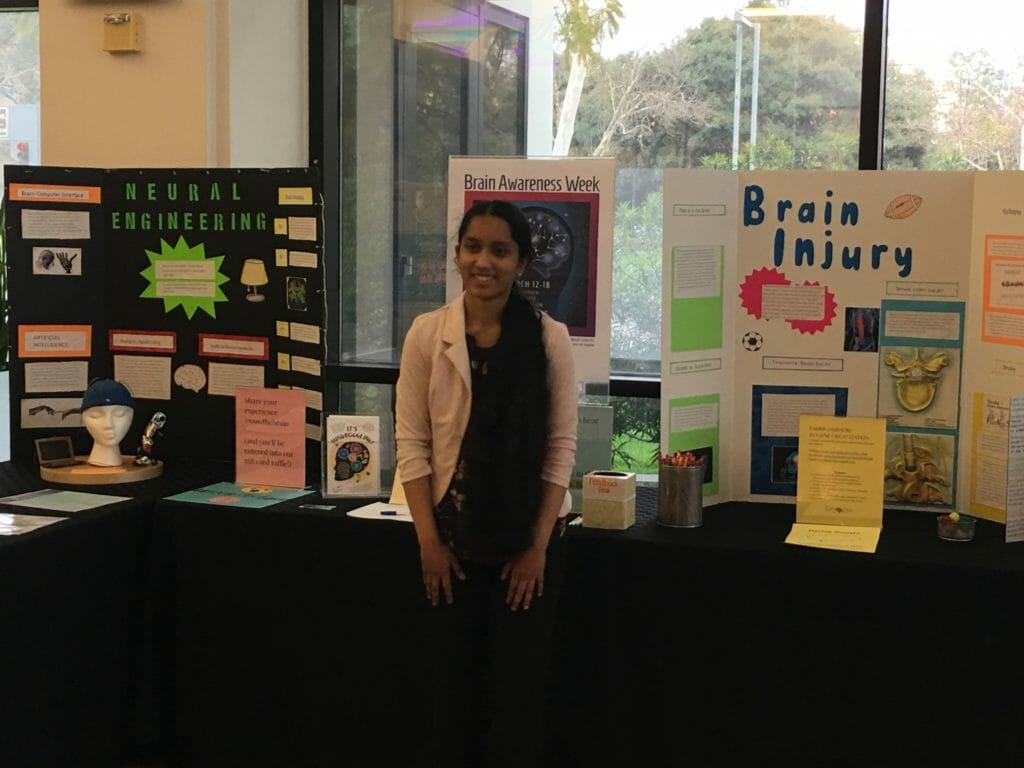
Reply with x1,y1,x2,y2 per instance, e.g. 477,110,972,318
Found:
323,415,380,497
447,157,614,384
660,168,1024,526
3,165,324,479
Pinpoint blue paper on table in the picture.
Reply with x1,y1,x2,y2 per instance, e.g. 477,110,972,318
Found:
1,488,130,513
167,482,312,509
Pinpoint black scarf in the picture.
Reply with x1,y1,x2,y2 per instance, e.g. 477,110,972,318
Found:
459,289,550,558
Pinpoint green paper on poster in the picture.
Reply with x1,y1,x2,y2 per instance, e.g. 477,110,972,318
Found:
667,393,720,496
670,245,723,352
139,236,230,319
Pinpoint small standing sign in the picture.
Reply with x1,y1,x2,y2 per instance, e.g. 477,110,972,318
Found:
323,415,380,498
235,387,307,489
785,415,886,553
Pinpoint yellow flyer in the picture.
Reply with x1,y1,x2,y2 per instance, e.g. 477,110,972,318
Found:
787,415,887,553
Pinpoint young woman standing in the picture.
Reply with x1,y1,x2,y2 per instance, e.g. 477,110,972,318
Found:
396,199,577,767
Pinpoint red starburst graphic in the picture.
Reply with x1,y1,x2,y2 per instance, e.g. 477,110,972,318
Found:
738,267,789,319
738,268,837,335
787,281,838,335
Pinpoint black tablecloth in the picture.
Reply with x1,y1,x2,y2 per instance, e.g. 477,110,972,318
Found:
151,494,433,767
153,490,1024,768
0,460,230,768
555,495,1024,768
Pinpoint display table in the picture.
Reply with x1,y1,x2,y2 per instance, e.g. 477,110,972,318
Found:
150,494,433,767
555,497,1024,768
153,489,1024,767
0,459,230,768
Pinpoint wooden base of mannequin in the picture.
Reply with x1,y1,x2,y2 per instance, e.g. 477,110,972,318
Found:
40,456,164,485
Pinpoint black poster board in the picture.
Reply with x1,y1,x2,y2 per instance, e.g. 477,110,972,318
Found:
3,166,324,479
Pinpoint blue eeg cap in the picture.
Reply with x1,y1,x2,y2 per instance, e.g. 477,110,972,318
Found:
80,379,135,410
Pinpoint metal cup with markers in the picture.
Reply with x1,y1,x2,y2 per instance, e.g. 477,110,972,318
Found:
657,450,706,528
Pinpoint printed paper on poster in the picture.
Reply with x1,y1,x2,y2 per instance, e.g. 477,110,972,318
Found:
970,393,1008,519
278,187,314,205
21,209,90,239
19,324,92,358
198,334,270,360
289,322,321,345
21,397,83,428
32,246,82,276
114,355,172,400
288,217,317,241
289,251,318,269
1007,397,1024,542
208,362,266,397
24,361,89,393
109,330,176,353
8,183,101,204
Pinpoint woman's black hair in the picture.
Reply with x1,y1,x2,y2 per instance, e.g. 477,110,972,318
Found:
455,200,551,557
457,199,536,267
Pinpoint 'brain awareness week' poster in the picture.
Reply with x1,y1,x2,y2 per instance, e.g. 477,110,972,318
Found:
447,156,615,385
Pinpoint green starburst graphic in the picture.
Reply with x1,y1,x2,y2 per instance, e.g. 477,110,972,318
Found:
139,236,230,319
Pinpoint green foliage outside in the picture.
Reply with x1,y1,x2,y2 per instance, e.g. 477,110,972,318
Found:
0,13,40,370
610,394,658,474
556,5,1020,172
610,190,662,367
556,2,1024,471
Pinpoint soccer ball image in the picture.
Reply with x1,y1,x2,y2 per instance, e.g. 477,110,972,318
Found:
741,331,763,351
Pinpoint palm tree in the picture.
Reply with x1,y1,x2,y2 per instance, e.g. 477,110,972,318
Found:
553,0,623,155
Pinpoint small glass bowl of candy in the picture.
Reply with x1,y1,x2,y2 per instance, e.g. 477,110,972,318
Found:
937,512,976,542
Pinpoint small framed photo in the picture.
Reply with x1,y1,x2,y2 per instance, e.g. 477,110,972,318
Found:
286,275,308,311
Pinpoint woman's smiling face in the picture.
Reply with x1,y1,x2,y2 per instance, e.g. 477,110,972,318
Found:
455,214,525,303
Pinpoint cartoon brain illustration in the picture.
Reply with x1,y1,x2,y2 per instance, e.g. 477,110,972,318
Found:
174,364,207,393
335,441,371,481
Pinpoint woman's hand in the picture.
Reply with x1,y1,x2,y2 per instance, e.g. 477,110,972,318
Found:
419,539,465,606
501,546,546,611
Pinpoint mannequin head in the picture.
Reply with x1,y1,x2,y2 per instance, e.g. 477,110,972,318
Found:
79,379,135,467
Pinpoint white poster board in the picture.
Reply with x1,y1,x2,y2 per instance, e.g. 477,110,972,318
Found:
662,170,984,511
447,156,614,384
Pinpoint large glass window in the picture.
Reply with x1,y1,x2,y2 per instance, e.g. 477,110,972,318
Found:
884,0,1024,170
338,0,527,368
0,3,39,462
592,3,865,374
337,1,867,371
0,6,40,189
329,1,869,471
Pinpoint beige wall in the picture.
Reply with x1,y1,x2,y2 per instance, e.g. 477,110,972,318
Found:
227,0,307,167
39,0,223,167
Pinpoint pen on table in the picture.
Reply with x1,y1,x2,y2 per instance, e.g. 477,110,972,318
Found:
380,509,398,516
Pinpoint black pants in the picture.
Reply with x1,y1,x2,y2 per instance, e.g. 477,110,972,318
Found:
428,530,567,768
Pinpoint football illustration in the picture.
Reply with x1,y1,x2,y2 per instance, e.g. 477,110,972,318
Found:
884,193,922,220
